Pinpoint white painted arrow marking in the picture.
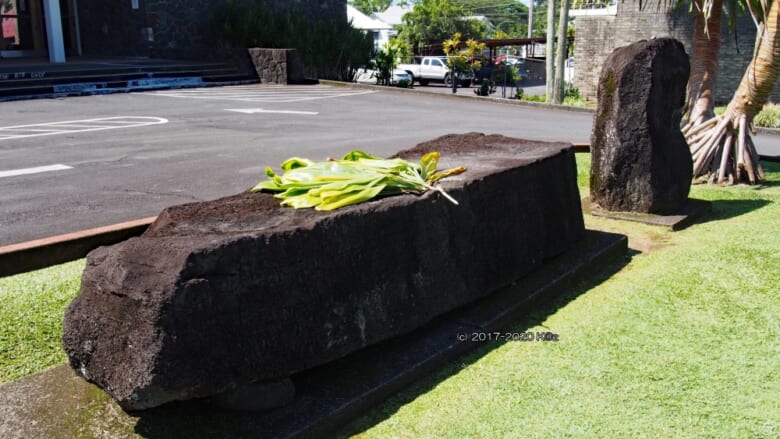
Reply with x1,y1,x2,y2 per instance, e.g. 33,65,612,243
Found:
225,108,318,115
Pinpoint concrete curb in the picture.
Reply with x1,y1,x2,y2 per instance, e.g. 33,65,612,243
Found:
757,126,780,137
570,143,780,162
318,79,596,114
321,80,780,135
0,217,155,278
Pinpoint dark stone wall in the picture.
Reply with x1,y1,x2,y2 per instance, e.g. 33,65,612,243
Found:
76,0,347,59
76,1,148,57
573,0,780,104
247,48,306,84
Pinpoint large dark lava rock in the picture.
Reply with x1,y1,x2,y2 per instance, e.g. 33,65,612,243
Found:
63,133,585,411
590,38,692,214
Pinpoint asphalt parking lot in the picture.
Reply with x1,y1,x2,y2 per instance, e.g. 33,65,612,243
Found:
1,83,778,246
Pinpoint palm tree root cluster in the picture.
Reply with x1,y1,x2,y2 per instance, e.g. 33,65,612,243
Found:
684,109,766,185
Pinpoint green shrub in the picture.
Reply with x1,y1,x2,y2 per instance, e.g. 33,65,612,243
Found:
754,105,780,128
395,79,412,89
708,105,779,128
489,64,521,86
522,94,546,103
517,86,584,105
211,0,373,81
474,80,494,96
374,40,407,87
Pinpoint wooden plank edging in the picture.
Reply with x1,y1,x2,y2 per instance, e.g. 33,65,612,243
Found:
0,217,156,278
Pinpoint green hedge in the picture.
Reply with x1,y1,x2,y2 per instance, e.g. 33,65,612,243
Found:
212,0,373,81
754,106,780,129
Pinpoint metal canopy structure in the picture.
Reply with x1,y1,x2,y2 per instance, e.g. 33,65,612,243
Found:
417,36,573,60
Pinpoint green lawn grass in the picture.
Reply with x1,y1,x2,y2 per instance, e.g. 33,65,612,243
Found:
0,260,84,382
1,157,779,438
715,103,780,128
341,156,780,438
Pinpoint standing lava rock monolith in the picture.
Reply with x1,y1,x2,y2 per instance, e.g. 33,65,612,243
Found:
590,38,692,214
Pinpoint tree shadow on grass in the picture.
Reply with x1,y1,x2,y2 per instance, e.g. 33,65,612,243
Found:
335,232,634,438
703,198,772,222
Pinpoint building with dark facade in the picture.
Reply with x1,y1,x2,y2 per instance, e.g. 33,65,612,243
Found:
1,0,346,62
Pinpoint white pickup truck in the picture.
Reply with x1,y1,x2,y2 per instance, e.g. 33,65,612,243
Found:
398,56,473,87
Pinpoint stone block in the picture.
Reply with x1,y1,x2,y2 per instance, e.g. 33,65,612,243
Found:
62,133,585,411
247,48,306,84
590,38,692,214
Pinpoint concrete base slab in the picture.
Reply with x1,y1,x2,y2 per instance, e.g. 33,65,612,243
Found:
584,197,712,231
0,230,627,439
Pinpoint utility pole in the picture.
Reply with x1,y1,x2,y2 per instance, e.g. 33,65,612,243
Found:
528,0,534,38
545,0,555,101
553,0,570,104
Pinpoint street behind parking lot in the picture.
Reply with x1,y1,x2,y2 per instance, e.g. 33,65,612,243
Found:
1,83,778,245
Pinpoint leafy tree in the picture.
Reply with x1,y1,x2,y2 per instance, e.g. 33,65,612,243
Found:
397,0,488,51
391,36,415,63
464,0,553,38
374,39,405,85
492,29,511,39
442,32,486,92
460,0,530,37
348,0,393,15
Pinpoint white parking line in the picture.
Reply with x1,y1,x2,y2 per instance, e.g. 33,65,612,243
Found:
225,108,318,115
150,85,374,104
0,164,73,179
0,117,168,141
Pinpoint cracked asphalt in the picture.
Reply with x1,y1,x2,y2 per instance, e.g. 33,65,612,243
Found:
1,83,778,246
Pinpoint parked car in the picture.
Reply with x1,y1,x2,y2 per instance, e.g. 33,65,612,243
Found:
391,69,412,85
474,56,531,85
398,56,473,87
354,66,412,85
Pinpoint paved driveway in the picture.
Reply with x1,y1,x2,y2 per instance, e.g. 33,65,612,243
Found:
0,83,777,246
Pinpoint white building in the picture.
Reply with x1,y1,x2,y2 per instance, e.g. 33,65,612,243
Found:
347,5,394,51
371,5,412,28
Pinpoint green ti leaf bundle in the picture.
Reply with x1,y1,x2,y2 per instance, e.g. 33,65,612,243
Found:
252,150,466,211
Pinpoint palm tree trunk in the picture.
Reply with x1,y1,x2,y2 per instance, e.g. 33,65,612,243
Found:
684,0,723,126
686,0,779,184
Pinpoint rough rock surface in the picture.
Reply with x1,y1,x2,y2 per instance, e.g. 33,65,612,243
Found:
590,38,692,214
62,133,585,411
247,48,305,84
